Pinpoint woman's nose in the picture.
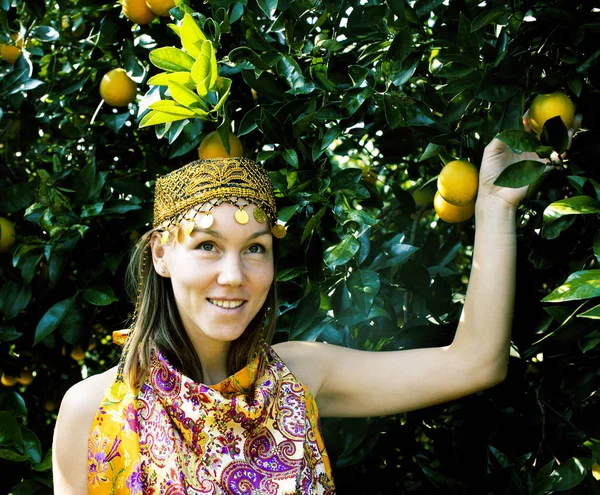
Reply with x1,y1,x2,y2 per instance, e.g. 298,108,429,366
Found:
216,254,245,286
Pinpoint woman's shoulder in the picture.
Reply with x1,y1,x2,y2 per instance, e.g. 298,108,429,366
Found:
271,341,326,398
55,365,119,438
52,365,119,493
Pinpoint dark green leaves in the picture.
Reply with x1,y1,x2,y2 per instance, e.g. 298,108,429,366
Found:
324,236,360,270
495,130,540,153
540,115,569,154
542,270,600,303
82,282,117,306
34,297,74,345
543,196,600,224
494,160,546,188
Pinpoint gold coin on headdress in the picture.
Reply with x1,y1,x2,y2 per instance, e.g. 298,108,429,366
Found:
271,224,287,239
235,208,249,225
160,231,170,245
197,213,214,229
253,208,267,223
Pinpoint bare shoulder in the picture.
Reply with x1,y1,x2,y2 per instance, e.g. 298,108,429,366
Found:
272,341,328,398
52,365,118,493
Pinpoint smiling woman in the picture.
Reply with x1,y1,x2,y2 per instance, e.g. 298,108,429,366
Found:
51,132,559,494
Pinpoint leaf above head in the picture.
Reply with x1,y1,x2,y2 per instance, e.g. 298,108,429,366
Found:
167,79,205,109
149,47,195,72
180,13,207,59
493,160,546,188
495,130,540,153
148,71,195,89
211,77,232,113
34,297,75,346
543,195,600,224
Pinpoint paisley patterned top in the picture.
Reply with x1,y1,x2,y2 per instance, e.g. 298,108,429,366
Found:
88,345,336,494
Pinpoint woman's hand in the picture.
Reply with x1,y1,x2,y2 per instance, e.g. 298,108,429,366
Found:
477,112,582,210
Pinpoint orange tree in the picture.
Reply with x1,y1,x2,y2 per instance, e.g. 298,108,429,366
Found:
1,0,600,493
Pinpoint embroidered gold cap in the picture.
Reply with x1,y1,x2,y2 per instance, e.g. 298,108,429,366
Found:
153,157,286,239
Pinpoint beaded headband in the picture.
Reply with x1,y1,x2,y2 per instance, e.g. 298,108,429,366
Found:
153,157,287,240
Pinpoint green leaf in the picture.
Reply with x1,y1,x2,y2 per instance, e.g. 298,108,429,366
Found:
370,237,418,270
149,47,195,72
100,113,130,134
257,0,277,17
1,282,32,321
386,27,411,64
0,411,22,447
310,57,339,93
0,449,27,462
493,160,546,188
471,9,509,32
348,270,380,317
578,304,600,319
543,196,600,224
302,207,326,244
548,457,592,491
495,130,540,153
31,449,52,472
229,47,272,70
0,326,22,341
148,71,195,88
20,427,41,464
290,291,320,339
168,79,203,108
594,230,600,261
180,13,206,59
325,236,360,270
83,281,117,306
542,270,600,303
211,77,232,113
34,297,75,346
282,149,298,168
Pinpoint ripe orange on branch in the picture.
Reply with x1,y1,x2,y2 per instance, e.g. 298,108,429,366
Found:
0,33,23,64
146,0,175,16
100,68,137,107
123,0,157,24
437,159,479,206
198,131,244,159
434,191,475,223
528,92,575,135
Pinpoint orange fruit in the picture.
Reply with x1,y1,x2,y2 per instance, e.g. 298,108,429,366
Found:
123,0,157,25
44,400,58,412
146,0,175,16
99,68,137,107
17,369,33,386
198,131,244,159
437,160,479,206
70,345,86,361
434,191,475,223
0,34,23,64
1,373,18,387
0,217,16,253
529,92,575,135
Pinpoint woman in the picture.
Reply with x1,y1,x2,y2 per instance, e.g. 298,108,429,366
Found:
51,119,577,493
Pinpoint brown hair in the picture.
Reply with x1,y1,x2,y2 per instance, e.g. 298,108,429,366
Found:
122,228,278,389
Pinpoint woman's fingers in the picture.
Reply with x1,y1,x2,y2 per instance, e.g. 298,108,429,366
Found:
523,109,531,133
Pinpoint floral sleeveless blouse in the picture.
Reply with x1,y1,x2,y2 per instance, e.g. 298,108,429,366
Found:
88,345,335,494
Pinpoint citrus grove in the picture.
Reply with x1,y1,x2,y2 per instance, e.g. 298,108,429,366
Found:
1,1,600,493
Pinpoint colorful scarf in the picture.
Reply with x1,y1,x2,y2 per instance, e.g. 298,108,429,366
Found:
88,344,335,494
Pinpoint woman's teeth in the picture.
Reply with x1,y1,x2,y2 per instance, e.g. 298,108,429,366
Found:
208,299,245,309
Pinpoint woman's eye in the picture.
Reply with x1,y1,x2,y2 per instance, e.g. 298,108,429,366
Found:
197,242,215,252
247,244,264,254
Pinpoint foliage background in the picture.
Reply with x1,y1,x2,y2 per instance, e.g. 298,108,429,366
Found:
1,0,600,493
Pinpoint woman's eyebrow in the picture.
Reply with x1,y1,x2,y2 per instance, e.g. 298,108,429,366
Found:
191,228,271,240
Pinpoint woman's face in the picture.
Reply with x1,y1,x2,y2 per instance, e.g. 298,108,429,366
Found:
154,203,274,347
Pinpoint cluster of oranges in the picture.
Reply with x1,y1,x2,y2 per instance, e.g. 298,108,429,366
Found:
433,160,479,223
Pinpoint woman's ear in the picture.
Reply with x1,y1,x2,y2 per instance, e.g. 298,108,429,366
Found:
150,231,170,278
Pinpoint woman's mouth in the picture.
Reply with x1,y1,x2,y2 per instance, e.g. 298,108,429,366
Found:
207,299,246,309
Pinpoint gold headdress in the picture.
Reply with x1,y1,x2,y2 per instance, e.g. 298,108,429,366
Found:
153,157,287,239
